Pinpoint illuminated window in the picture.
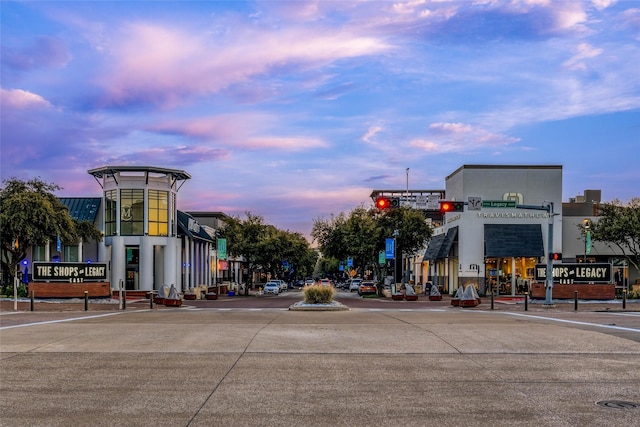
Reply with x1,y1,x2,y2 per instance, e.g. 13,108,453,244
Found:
148,190,169,236
120,189,144,235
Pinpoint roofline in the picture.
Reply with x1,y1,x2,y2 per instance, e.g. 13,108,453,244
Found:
87,165,191,181
446,164,563,181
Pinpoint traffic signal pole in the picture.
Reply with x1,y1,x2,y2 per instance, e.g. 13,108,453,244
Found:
517,202,556,306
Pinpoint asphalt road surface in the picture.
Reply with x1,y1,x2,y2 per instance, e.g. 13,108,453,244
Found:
1,290,639,426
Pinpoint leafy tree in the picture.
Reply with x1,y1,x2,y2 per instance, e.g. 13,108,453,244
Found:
0,177,102,292
312,204,433,286
586,198,640,272
219,212,315,293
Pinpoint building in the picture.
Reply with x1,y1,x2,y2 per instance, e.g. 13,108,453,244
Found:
86,165,214,293
422,165,563,296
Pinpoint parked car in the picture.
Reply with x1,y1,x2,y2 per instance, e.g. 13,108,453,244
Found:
274,279,287,292
304,279,314,286
319,278,331,287
263,282,280,295
349,279,363,292
358,281,378,296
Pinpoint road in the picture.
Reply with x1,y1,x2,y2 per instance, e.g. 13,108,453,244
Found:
1,289,639,426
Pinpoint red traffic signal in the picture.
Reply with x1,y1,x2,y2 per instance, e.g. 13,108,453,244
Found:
439,201,464,213
550,252,562,261
376,197,399,210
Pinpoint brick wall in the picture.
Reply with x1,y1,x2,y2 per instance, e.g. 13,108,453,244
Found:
530,283,615,300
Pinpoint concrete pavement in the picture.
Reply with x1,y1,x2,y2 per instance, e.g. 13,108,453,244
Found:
1,295,639,426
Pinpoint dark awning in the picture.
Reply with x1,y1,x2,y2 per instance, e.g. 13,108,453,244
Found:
438,226,458,259
422,233,445,261
484,224,544,257
177,210,214,242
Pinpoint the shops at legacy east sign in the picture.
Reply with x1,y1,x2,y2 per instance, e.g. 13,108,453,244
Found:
535,263,612,284
33,262,107,283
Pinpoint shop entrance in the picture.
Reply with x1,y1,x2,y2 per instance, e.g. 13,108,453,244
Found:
125,246,139,290
485,257,537,296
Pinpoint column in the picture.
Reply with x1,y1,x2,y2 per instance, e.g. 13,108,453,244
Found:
111,236,126,291
140,237,153,291
164,237,177,291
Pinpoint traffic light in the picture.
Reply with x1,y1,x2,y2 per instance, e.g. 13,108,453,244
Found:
375,197,399,210
550,252,562,261
439,201,464,213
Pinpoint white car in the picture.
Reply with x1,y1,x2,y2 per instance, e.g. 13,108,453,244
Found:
274,279,288,292
263,282,280,295
349,279,363,292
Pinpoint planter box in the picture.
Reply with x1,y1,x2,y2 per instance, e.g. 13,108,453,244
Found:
451,298,460,306
429,295,442,301
404,295,418,301
392,294,404,300
205,293,218,300
163,299,182,307
183,293,197,300
460,299,479,307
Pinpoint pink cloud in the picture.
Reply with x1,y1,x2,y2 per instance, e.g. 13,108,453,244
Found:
410,122,520,153
1,88,53,110
98,22,389,107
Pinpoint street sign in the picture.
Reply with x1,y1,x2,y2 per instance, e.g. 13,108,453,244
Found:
482,200,516,208
468,196,482,211
379,251,386,265
385,238,395,259
534,263,612,284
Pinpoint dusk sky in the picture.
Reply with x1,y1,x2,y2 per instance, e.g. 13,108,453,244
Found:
2,0,639,238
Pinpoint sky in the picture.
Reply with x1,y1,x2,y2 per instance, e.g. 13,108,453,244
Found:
1,0,639,239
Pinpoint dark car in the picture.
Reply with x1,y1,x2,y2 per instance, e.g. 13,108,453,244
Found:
358,281,377,296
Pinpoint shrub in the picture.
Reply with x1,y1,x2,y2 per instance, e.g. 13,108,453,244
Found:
303,285,335,304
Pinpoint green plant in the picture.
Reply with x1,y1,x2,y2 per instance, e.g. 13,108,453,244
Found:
303,285,335,304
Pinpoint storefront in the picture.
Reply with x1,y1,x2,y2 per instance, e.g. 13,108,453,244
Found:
424,165,563,296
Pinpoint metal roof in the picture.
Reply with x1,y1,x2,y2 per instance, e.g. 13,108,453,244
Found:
59,197,101,222
87,165,191,181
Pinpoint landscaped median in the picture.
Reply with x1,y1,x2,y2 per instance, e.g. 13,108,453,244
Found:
289,284,349,311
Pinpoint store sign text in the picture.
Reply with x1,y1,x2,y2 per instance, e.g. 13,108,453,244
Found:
33,262,107,282
477,212,549,219
534,263,611,284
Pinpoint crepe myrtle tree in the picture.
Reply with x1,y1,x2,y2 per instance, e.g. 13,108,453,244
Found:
582,198,640,272
0,177,103,293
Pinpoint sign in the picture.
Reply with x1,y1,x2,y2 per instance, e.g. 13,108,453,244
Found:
385,238,395,259
33,262,107,282
379,251,386,265
347,257,353,267
534,263,612,284
585,230,591,255
217,238,227,260
426,194,441,210
468,197,482,211
482,200,516,208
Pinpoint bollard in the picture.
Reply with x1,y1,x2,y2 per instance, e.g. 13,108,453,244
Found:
524,292,528,311
623,289,627,310
490,286,494,310
30,290,35,312
122,289,127,310
150,291,154,309
574,290,578,311
84,290,89,311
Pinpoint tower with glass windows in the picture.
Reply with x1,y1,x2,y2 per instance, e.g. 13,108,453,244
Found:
88,166,191,292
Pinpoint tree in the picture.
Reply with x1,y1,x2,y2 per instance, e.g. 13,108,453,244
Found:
312,204,433,286
219,212,315,294
587,198,640,272
0,177,102,292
